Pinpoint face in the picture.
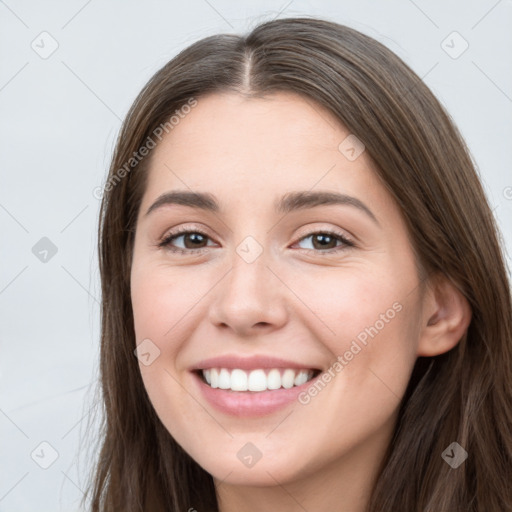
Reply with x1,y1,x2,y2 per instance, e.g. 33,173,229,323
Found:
130,91,426,490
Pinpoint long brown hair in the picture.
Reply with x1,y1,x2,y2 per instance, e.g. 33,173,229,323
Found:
85,16,512,511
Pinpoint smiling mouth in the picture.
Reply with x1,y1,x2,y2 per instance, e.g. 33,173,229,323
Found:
196,367,322,392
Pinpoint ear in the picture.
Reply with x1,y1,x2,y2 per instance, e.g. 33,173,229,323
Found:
417,273,472,357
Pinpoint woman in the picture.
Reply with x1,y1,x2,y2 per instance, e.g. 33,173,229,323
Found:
86,16,512,511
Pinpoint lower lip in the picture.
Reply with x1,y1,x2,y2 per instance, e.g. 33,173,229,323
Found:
192,371,319,417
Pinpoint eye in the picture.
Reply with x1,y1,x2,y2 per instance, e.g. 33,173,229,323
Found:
293,230,355,254
158,227,215,255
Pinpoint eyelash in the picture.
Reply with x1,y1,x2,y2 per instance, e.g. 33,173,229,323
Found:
157,225,355,256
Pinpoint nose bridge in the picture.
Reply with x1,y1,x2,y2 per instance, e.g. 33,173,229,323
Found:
226,236,273,307
208,232,288,333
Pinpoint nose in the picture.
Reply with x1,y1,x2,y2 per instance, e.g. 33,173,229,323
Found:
207,247,289,337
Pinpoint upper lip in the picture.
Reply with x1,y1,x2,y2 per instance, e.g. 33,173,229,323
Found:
190,355,322,372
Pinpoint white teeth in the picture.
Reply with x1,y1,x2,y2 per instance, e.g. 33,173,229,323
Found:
210,368,219,388
200,368,316,392
230,369,248,391
294,370,309,386
218,368,231,390
281,369,295,389
267,369,281,390
248,369,267,391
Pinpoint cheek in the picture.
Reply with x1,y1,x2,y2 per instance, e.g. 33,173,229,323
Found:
130,265,203,437
304,267,420,396
130,263,210,414
130,263,203,350
308,268,413,346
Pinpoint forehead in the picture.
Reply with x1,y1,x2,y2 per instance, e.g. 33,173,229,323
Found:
153,91,346,163
141,91,386,214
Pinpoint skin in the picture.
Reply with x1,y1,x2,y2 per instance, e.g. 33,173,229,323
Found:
130,91,471,512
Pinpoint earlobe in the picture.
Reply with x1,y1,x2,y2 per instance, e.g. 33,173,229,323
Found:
417,274,472,357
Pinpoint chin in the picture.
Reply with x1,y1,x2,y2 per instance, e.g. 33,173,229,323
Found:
185,440,314,487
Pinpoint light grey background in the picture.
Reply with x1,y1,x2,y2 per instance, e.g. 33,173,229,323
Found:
1,1,511,510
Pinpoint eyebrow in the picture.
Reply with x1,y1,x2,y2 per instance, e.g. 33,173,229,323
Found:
145,190,379,225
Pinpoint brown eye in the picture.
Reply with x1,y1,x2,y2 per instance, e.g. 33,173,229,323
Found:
159,229,214,253
295,231,355,253
177,232,209,249
311,233,339,250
